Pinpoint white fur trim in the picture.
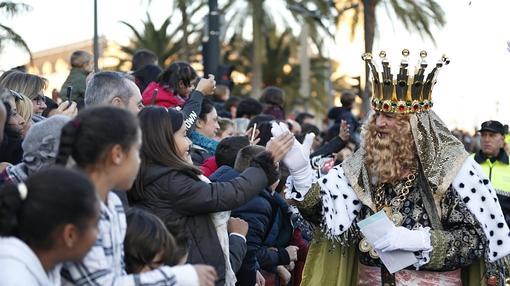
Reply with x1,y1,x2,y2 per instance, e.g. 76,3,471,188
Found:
313,157,510,263
317,165,361,237
452,157,510,262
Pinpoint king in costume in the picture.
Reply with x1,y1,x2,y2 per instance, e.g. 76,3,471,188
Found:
273,50,510,286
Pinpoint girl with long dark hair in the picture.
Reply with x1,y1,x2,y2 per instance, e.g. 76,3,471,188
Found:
56,106,216,286
130,106,294,286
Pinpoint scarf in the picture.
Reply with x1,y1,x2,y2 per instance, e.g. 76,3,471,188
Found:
189,130,219,155
199,175,236,286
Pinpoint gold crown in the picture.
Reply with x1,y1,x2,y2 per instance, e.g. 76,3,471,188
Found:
362,49,450,113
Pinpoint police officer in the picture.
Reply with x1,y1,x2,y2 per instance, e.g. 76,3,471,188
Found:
474,120,510,225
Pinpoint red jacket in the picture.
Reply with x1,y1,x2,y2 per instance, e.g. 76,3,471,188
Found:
142,82,185,108
200,156,218,177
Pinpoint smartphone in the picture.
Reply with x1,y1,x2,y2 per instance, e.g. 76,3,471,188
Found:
66,86,72,105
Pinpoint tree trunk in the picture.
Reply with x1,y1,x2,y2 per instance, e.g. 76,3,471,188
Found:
362,0,376,118
178,0,190,62
299,24,310,112
251,0,264,98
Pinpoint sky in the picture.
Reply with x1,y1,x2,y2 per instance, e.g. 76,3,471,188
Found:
1,0,510,130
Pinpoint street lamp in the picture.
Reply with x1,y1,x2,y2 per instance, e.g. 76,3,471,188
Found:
93,0,99,72
203,0,220,77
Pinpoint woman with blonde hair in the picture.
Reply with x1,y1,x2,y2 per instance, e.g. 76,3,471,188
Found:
0,71,48,120
0,71,77,122
14,93,33,138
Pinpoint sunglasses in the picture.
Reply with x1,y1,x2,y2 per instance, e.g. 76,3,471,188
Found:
8,89,24,102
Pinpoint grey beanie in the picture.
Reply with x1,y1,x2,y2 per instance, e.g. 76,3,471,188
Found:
22,115,71,174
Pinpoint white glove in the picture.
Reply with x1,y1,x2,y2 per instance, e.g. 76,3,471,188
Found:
373,226,432,253
271,122,314,172
271,122,314,197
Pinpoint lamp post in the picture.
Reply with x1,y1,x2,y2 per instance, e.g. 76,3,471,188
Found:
93,0,99,72
204,0,220,77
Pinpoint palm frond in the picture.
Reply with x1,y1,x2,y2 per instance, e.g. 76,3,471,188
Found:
386,0,445,42
119,20,145,43
119,9,190,67
0,1,31,17
0,23,32,60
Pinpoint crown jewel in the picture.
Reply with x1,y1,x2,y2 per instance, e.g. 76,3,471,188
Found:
362,49,449,113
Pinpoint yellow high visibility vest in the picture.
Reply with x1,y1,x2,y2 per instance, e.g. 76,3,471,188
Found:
472,153,510,193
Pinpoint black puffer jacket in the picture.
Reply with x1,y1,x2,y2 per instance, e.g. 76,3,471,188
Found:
130,157,275,286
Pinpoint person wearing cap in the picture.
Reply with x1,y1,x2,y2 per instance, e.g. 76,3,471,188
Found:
473,120,510,226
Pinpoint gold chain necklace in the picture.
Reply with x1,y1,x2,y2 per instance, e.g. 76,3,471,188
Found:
359,170,416,259
374,170,416,226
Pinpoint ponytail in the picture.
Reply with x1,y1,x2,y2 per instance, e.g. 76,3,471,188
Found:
0,167,98,249
56,119,80,166
55,106,139,168
0,184,25,236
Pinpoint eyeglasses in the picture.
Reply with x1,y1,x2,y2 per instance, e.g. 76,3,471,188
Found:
32,95,46,104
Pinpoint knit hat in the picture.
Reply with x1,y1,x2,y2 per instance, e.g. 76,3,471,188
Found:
21,115,71,174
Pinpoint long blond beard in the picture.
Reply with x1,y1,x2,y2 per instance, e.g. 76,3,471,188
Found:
362,114,417,183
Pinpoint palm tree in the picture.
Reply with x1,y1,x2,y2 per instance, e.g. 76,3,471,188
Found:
0,1,32,60
173,0,206,62
122,0,207,67
142,0,206,63
224,0,333,98
333,0,446,115
250,0,265,98
120,13,182,67
223,25,345,112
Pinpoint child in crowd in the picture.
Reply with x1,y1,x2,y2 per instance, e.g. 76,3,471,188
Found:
56,106,216,286
0,167,100,285
214,117,234,141
124,208,177,273
205,136,250,179
129,106,294,286
216,145,297,286
166,221,191,265
142,61,198,108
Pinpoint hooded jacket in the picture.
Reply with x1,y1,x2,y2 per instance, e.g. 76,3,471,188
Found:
0,237,60,286
142,82,185,108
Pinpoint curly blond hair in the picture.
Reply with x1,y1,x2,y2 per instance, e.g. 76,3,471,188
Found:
363,113,417,183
